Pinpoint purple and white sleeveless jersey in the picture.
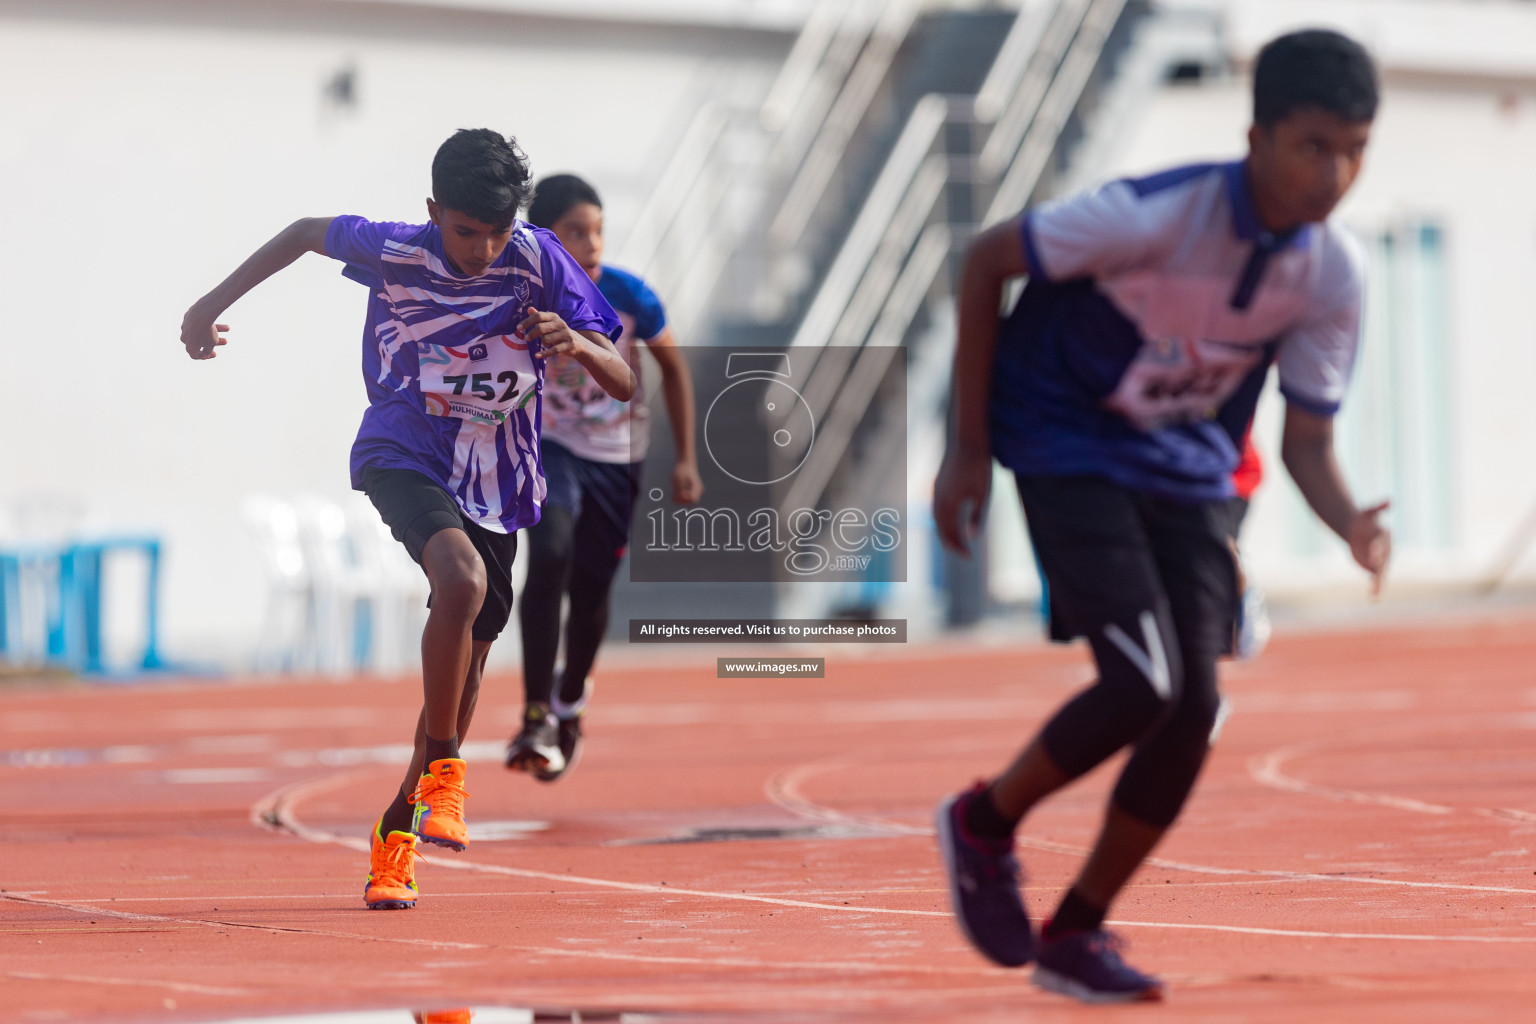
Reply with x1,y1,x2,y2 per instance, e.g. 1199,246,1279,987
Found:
325,216,622,532
991,160,1365,502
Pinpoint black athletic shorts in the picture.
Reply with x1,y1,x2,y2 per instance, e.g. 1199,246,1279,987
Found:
1016,474,1239,657
362,466,518,642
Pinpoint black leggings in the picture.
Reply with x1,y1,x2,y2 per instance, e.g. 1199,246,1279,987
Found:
519,505,619,708
1020,475,1236,829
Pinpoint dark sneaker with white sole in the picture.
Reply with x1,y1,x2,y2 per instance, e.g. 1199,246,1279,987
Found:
935,783,1034,967
505,706,566,776
1033,927,1163,1003
533,712,582,783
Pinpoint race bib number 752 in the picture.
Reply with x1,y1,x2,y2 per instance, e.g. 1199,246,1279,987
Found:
419,336,538,426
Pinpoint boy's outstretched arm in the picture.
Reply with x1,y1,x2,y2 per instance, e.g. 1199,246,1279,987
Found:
933,218,1029,556
1281,403,1392,593
645,330,704,505
180,217,334,360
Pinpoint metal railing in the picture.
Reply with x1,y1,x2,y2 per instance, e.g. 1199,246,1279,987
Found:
615,0,924,339
767,0,923,250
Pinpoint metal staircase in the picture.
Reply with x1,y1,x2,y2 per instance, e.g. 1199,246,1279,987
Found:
614,0,927,341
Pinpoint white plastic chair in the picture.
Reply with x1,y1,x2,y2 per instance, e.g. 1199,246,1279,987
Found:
295,496,381,675
342,492,429,676
239,495,314,673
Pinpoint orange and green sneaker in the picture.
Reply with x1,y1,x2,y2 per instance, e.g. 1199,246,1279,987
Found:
412,757,470,851
364,819,419,910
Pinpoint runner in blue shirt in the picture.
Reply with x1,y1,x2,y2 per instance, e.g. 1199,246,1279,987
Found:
932,31,1391,1001
506,173,704,779
180,129,632,910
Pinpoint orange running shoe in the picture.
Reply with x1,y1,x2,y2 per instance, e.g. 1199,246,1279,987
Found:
412,757,469,851
364,819,418,909
412,1010,472,1023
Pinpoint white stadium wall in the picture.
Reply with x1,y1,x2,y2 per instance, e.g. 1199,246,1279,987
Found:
0,0,789,667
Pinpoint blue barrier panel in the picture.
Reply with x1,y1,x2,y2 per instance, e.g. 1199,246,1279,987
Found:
0,538,164,676
62,538,165,675
0,553,18,655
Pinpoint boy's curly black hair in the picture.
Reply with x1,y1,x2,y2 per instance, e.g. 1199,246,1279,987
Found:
431,128,532,230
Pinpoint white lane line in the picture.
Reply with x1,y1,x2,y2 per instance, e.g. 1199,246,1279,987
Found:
162,767,273,785
5,893,165,922
1147,860,1536,895
0,893,485,951
1229,691,1418,713
5,891,994,976
6,970,254,996
497,943,1008,976
772,759,1536,898
1013,834,1536,896
60,891,589,904
6,866,1003,980
3,745,158,768
20,887,1529,957
18,878,1304,906
1110,920,1536,944
415,855,949,918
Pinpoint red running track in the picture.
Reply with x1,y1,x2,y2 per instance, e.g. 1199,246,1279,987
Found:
4,609,1536,1022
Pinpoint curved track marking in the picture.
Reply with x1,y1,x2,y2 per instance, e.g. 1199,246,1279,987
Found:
765,760,928,837
1253,755,1536,826
248,765,380,838
1250,747,1455,815
1247,713,1536,825
254,770,948,919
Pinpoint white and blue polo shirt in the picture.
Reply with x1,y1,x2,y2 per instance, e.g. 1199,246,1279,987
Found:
541,264,667,465
990,159,1365,502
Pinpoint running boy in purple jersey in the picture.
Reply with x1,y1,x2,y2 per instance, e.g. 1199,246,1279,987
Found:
179,129,633,910
932,32,1391,1001
505,174,704,779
